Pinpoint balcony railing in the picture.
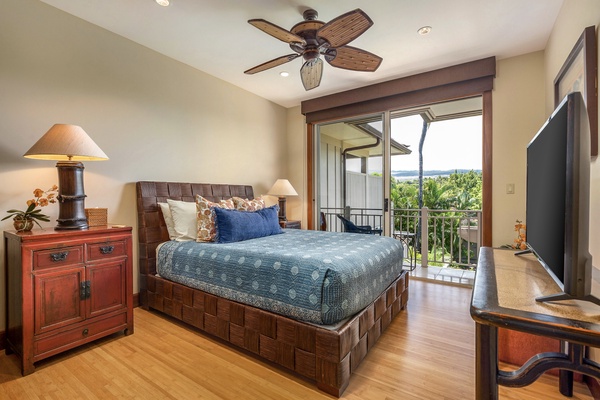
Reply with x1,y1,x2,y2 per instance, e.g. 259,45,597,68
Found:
320,207,481,270
321,207,383,234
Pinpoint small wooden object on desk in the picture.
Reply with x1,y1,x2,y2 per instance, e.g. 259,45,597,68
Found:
4,226,134,375
280,220,301,229
85,208,107,227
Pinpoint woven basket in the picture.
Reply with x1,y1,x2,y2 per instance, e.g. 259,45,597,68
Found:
85,208,107,227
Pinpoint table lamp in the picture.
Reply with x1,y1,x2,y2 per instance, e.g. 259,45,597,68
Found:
23,124,109,230
267,179,298,221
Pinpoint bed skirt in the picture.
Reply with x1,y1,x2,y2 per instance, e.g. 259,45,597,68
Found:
145,271,408,396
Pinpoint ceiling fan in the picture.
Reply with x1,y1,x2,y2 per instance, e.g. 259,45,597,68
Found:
244,8,383,91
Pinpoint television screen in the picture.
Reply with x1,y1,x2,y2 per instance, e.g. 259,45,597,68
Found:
524,91,597,304
525,100,568,285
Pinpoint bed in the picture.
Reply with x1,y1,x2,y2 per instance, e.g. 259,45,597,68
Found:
136,181,409,396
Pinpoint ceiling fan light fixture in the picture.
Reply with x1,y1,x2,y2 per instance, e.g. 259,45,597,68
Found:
300,58,323,91
155,0,170,6
418,26,432,35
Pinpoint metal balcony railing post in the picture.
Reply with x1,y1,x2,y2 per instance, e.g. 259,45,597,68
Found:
344,205,351,220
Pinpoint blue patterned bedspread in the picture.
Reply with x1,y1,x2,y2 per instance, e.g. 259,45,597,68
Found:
156,229,403,324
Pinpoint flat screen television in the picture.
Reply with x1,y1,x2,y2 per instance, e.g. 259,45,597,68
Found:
521,91,599,305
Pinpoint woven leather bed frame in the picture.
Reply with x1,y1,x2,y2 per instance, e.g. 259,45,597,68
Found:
136,181,409,396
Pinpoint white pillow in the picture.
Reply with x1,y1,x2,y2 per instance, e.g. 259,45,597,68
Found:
158,202,177,240
166,199,197,241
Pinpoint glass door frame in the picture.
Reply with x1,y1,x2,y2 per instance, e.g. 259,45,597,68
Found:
302,57,494,246
313,111,390,235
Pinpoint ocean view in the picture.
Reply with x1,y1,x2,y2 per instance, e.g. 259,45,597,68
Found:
392,169,481,181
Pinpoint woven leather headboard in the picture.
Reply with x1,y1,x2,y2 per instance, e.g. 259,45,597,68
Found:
136,181,254,306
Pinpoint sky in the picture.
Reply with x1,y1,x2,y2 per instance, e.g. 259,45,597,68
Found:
361,114,483,174
392,114,482,171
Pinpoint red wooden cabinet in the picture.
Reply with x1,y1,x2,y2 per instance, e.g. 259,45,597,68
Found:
4,226,133,375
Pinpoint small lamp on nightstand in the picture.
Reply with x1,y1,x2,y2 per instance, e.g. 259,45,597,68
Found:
267,179,298,221
23,124,108,230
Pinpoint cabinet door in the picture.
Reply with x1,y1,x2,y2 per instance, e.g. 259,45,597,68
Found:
34,267,86,335
86,259,127,318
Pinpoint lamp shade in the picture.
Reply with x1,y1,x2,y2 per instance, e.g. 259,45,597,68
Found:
23,124,108,161
267,179,298,197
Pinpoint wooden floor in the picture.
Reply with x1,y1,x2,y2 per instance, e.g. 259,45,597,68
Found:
0,280,594,399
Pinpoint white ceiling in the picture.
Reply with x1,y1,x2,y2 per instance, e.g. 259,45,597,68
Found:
40,0,564,109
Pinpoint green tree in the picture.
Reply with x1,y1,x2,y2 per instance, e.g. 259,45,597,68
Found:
390,171,482,211
422,178,452,209
391,179,419,209
390,171,482,263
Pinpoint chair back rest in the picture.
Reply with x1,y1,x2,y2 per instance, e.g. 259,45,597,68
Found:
337,215,358,232
320,212,327,231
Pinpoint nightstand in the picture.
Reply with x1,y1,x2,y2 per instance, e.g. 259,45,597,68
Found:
4,226,134,375
280,220,301,229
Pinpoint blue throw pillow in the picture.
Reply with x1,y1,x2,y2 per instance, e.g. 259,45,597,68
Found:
213,205,283,243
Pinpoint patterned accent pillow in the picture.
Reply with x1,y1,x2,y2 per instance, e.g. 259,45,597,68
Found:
196,195,235,242
233,196,266,211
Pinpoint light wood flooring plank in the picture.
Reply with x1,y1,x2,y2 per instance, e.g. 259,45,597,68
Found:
0,279,594,399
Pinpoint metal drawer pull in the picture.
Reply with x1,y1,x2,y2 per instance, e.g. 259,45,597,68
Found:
99,245,114,254
82,328,89,336
50,251,69,262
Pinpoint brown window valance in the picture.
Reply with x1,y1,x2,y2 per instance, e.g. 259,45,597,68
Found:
301,56,496,123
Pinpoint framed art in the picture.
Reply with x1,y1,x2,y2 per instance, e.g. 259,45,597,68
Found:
554,26,598,157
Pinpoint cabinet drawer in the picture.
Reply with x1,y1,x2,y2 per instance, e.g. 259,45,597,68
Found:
33,246,84,270
88,240,127,261
34,312,128,358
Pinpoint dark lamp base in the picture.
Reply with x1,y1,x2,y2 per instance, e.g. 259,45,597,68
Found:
55,219,88,230
278,196,287,221
55,161,89,230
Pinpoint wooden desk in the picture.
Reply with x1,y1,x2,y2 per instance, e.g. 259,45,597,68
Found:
470,247,600,399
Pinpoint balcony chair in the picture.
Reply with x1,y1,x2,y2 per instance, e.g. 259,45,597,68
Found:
337,215,382,235
320,212,327,231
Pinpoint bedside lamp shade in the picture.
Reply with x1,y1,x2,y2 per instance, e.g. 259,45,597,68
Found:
267,179,297,221
24,124,108,230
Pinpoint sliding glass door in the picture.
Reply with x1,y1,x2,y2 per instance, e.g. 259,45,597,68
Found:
315,113,391,234
314,97,484,271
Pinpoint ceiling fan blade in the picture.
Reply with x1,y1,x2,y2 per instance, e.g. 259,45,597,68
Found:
317,9,373,48
325,46,382,72
248,19,306,45
300,58,323,91
244,54,300,75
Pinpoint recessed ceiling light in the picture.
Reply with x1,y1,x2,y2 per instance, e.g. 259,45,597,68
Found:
280,71,289,77
417,26,432,35
155,0,169,6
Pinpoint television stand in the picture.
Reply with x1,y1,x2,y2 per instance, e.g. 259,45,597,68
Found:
471,247,600,399
513,249,600,306
535,292,600,307
513,248,531,256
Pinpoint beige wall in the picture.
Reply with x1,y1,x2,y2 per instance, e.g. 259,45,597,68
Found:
0,1,288,331
545,0,600,265
284,106,306,225
491,52,546,247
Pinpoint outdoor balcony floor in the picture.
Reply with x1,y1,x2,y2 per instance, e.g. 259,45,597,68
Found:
406,263,475,287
